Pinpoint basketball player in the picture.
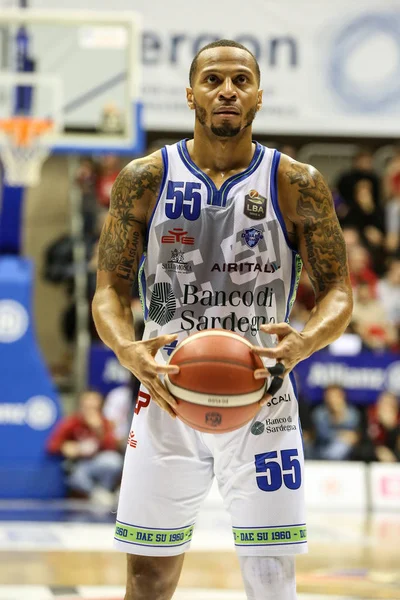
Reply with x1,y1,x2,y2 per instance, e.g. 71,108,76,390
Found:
92,40,353,600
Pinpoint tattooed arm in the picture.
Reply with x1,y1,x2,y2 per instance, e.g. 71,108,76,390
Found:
253,155,353,393
279,157,353,356
92,151,179,416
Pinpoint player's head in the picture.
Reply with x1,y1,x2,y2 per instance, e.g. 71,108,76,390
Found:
187,40,262,138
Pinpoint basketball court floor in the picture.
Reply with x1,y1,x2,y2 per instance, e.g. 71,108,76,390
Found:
0,493,399,600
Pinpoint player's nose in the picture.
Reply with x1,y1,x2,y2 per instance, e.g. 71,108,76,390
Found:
218,78,237,99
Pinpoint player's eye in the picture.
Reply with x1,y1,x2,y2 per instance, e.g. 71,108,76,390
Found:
206,74,219,84
236,75,248,84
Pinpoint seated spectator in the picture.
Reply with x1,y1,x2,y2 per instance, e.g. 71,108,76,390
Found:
103,385,133,451
342,226,362,252
352,281,397,351
348,245,378,293
96,154,121,208
312,385,360,460
290,270,315,330
336,149,386,273
75,157,98,237
47,389,123,506
377,257,400,328
383,146,400,255
367,391,400,462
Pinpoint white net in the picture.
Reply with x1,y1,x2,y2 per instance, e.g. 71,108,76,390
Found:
0,118,54,187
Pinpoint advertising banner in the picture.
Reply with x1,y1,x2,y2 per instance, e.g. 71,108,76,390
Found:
370,463,400,511
294,352,400,404
29,0,400,136
305,461,367,511
88,344,131,397
0,257,65,498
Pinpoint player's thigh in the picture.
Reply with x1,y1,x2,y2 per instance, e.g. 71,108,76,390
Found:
213,379,307,556
115,394,214,556
126,553,185,598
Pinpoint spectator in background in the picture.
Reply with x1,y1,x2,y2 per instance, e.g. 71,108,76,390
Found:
290,269,315,330
347,245,378,293
342,226,362,252
312,385,361,460
352,281,397,351
336,149,386,273
377,257,400,330
96,154,121,208
47,389,123,506
75,157,98,237
61,210,108,345
367,391,400,462
383,146,400,255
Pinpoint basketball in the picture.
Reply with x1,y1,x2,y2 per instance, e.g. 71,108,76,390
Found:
164,330,266,433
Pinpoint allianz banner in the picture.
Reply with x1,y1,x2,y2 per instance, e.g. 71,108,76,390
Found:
294,352,400,404
134,0,400,135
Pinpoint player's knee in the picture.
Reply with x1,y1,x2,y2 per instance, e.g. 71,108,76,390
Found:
125,555,182,600
239,555,297,600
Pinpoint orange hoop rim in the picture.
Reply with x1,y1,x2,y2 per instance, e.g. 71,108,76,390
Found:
0,116,54,147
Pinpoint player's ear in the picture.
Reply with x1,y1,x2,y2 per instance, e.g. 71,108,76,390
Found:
256,89,263,112
186,88,195,110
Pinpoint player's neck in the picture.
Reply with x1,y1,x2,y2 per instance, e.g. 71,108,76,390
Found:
188,127,255,176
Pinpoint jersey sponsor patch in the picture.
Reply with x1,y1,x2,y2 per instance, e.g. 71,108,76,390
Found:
244,189,267,220
162,249,192,273
161,228,195,245
241,226,264,248
149,282,176,325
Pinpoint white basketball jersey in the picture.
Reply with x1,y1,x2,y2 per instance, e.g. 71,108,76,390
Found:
139,140,302,363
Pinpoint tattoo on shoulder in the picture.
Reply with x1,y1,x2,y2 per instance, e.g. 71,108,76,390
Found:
98,157,163,281
285,163,348,294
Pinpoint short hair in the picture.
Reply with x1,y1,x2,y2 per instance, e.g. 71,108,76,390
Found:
189,39,260,86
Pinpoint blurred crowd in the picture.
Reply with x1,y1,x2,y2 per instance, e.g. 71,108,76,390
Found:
291,147,400,354
299,385,400,464
291,145,400,464
43,145,400,479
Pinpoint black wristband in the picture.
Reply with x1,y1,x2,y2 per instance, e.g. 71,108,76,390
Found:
267,362,286,377
267,376,284,397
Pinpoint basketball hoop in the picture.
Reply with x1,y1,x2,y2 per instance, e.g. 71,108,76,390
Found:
0,116,54,187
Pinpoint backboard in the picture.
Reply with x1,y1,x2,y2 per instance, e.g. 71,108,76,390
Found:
0,8,144,155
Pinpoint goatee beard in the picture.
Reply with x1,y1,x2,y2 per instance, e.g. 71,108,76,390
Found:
210,124,241,137
195,103,257,138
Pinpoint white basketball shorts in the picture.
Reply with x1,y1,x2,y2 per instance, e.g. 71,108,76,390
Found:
114,374,307,557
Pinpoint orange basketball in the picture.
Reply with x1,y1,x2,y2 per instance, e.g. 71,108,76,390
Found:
164,330,265,433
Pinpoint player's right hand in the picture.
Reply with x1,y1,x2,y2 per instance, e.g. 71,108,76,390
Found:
116,334,180,418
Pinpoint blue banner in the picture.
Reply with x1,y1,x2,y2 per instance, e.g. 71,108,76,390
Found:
88,343,131,397
294,351,400,404
0,257,65,498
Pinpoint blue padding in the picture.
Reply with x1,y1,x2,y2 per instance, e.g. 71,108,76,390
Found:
0,256,65,498
0,185,24,255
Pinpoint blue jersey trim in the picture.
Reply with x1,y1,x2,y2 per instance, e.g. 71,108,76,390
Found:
289,371,298,400
221,144,265,206
284,254,297,323
145,147,169,246
138,252,148,321
270,150,297,253
177,139,264,208
139,147,168,322
177,141,215,205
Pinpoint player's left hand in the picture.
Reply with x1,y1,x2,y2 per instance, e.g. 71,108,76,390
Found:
251,322,309,406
